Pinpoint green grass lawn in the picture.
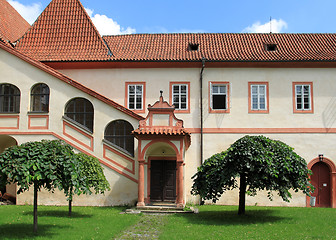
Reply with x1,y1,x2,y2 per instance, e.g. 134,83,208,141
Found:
0,205,335,239
161,205,336,240
0,205,139,239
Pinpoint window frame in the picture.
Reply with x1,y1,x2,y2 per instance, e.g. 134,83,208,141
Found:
125,82,146,113
248,82,269,113
0,83,20,113
169,82,190,113
104,120,134,157
293,82,314,113
30,83,50,113
64,98,94,133
209,81,230,113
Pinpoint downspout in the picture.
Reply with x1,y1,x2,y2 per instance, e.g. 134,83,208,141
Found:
199,57,206,205
200,57,206,165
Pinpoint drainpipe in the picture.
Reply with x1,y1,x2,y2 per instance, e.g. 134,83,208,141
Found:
200,57,206,165
199,57,206,206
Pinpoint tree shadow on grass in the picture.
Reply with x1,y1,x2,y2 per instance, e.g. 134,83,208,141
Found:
22,210,93,218
177,209,289,226
0,223,70,239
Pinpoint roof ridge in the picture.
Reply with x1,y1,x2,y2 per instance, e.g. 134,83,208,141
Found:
0,40,142,120
74,0,111,54
15,0,111,61
0,0,30,43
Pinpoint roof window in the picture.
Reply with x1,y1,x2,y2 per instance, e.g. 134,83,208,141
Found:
188,43,199,51
266,43,277,51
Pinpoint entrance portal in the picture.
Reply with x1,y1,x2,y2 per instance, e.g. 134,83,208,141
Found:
150,160,176,202
311,162,331,207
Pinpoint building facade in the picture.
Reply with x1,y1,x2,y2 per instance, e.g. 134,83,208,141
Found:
0,0,335,208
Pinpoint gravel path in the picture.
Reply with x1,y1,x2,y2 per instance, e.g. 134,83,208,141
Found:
115,214,168,240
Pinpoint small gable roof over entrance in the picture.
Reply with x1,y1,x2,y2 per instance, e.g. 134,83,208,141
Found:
133,93,191,148
15,0,110,61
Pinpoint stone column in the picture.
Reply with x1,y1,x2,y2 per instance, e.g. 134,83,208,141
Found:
176,161,184,208
137,160,145,207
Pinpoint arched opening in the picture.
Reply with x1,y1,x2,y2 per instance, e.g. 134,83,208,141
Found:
64,97,94,132
308,157,336,208
104,120,134,156
30,83,50,112
145,142,178,203
0,135,18,204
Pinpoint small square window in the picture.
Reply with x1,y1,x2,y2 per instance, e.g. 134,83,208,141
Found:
188,43,199,51
266,44,277,51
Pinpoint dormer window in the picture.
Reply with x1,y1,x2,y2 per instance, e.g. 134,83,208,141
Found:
266,43,277,51
188,43,199,51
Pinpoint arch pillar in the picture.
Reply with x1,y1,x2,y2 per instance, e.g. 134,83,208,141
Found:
137,159,145,207
176,160,184,207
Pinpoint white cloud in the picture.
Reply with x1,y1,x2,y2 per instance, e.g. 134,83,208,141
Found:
85,8,135,35
7,0,42,25
243,19,288,33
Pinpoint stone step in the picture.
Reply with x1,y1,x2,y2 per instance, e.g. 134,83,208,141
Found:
125,206,198,214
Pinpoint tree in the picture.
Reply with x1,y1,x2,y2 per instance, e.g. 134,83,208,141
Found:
60,153,110,216
0,140,70,233
191,135,313,215
0,139,110,232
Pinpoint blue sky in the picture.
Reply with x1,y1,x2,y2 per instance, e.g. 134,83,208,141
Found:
7,0,336,35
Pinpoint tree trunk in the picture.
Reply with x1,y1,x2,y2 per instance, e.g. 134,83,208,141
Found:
68,199,72,217
33,182,38,233
238,173,246,215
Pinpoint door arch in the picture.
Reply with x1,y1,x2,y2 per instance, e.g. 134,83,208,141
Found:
308,157,336,208
0,135,18,200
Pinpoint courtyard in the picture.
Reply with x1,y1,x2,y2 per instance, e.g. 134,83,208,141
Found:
0,205,334,239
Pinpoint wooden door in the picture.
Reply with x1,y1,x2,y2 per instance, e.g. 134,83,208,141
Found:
150,160,176,202
311,162,331,207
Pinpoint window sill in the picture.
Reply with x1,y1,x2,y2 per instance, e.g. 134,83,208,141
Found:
249,109,269,114
28,111,49,115
293,110,314,114
209,109,230,114
129,108,145,114
62,116,93,135
0,112,20,115
102,139,134,158
174,109,190,114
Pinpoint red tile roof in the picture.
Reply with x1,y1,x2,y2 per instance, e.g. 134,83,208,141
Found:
103,33,336,62
10,0,336,63
133,128,190,136
0,40,143,120
15,0,110,61
0,0,30,43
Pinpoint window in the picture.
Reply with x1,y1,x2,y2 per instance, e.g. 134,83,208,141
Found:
126,82,145,113
64,98,94,132
266,44,277,51
170,82,190,113
209,82,230,113
248,82,269,113
293,82,313,113
0,84,20,113
188,43,199,51
30,83,50,112
104,120,134,156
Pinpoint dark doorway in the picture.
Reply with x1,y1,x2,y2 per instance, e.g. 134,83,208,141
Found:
311,162,331,207
150,160,176,202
